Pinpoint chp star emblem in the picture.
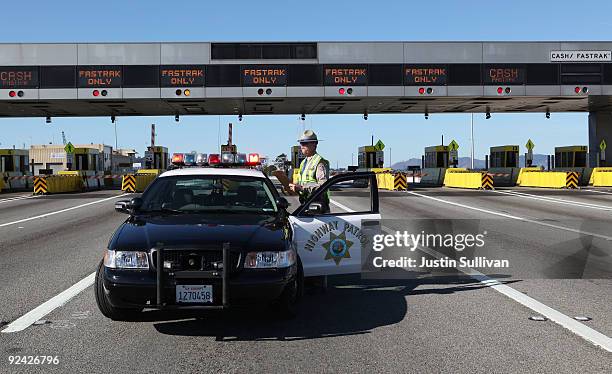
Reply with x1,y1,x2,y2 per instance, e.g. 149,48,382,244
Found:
322,230,354,265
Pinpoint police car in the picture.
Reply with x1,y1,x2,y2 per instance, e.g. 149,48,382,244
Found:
96,167,380,320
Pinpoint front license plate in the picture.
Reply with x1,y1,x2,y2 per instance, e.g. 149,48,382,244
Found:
176,285,213,304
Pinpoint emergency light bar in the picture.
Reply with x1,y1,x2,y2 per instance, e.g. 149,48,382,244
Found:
171,153,185,165
184,153,196,166
248,153,260,165
208,154,221,165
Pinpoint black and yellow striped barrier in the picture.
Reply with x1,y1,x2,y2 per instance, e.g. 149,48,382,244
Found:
393,173,407,190
121,175,136,192
566,171,579,189
518,169,581,189
443,169,495,190
33,176,48,194
481,173,494,190
122,172,159,193
32,175,83,194
375,171,409,191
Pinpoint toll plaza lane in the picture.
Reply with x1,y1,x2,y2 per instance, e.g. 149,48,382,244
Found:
0,188,610,373
347,188,612,339
0,190,129,325
0,190,127,225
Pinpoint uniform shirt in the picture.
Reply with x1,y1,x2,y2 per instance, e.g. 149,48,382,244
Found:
300,154,329,193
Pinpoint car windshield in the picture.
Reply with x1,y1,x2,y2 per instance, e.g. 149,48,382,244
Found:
139,175,278,214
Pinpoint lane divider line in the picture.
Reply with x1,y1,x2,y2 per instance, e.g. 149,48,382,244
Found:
331,198,612,352
492,190,612,211
1,272,96,333
581,189,612,196
329,200,356,213
0,195,40,204
404,190,612,241
0,194,129,228
408,240,612,353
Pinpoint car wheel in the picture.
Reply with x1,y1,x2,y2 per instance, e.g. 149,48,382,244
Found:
273,258,304,319
94,260,143,321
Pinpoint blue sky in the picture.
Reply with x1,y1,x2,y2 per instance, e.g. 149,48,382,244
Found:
0,0,610,166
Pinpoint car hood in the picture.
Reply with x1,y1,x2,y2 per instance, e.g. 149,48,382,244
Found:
109,213,290,251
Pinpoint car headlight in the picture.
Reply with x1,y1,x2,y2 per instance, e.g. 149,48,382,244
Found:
104,249,149,269
244,249,296,269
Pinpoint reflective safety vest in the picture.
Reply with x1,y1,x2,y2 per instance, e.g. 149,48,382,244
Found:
296,153,329,202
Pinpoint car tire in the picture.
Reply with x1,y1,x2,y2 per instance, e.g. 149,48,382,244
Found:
273,258,304,319
94,260,143,321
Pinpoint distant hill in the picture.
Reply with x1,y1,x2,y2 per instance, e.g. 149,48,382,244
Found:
391,154,550,170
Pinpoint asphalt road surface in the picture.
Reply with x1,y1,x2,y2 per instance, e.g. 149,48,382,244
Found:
0,186,610,373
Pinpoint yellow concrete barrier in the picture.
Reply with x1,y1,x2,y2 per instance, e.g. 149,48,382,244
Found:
135,174,157,192
136,169,162,175
516,167,543,186
33,175,83,194
590,167,612,187
443,169,494,189
374,170,407,191
518,170,573,188
121,175,136,192
122,173,158,192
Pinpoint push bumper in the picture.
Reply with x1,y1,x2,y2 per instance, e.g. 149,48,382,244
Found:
102,248,296,310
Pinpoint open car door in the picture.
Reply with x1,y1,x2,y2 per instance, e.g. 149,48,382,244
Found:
289,172,381,276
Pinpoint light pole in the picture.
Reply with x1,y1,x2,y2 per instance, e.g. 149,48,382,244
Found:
470,113,475,169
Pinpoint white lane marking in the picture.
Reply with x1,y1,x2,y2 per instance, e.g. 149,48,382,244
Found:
1,272,95,333
582,189,612,196
0,194,128,228
409,241,612,353
329,199,355,213
492,189,612,211
0,195,39,204
330,194,612,352
332,198,612,352
405,190,612,241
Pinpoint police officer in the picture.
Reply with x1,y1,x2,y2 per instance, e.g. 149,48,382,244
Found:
289,130,330,211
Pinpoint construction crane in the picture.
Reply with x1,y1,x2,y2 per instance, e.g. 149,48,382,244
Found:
61,131,67,145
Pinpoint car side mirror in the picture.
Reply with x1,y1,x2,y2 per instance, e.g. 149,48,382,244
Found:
276,197,289,210
114,200,130,213
128,197,143,213
306,202,323,215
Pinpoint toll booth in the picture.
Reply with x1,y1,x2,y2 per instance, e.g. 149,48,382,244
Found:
0,149,29,173
555,146,587,168
490,146,519,168
489,145,520,186
420,146,449,186
73,148,100,172
554,146,591,186
424,146,449,168
358,146,384,169
0,149,30,190
145,146,169,170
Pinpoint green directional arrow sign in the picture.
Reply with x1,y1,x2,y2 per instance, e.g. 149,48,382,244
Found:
526,139,535,151
600,139,607,151
374,139,385,151
449,140,459,151
64,142,75,154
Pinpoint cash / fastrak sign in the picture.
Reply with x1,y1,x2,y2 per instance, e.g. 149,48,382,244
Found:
550,50,612,62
